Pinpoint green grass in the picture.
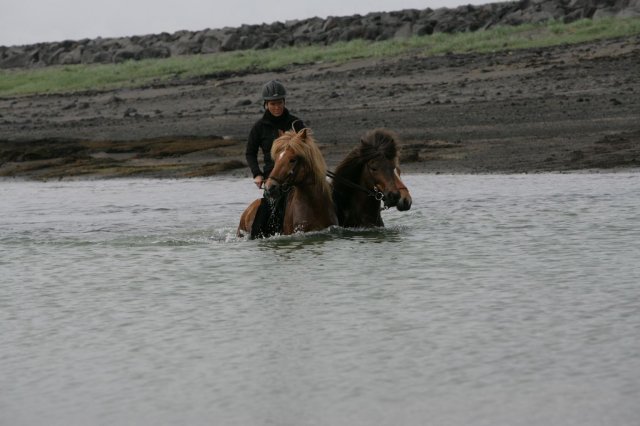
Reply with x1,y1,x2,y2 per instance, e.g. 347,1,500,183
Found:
1,17,639,97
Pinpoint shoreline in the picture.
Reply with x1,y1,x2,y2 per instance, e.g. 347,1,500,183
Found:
1,162,639,183
2,36,640,180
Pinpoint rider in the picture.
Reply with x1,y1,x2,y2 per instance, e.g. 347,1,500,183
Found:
246,80,305,189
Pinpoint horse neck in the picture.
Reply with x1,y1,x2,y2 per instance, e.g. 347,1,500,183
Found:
346,189,382,226
333,169,382,227
293,179,332,206
285,180,337,231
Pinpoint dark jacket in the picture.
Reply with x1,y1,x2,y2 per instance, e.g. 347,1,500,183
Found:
245,108,304,178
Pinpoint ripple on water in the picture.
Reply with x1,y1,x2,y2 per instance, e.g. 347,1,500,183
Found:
1,174,640,425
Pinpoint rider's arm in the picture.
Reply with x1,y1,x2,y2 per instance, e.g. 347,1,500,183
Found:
246,125,263,178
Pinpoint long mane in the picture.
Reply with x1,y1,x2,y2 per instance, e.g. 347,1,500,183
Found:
271,128,333,199
333,128,399,185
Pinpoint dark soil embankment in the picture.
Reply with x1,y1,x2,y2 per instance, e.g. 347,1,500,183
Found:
1,35,640,179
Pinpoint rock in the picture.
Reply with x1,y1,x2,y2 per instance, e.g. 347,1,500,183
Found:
123,107,138,117
113,47,143,63
59,46,83,65
0,49,37,68
220,32,241,51
81,48,109,64
394,23,413,39
2,0,639,69
201,35,222,54
107,95,123,104
62,101,77,110
138,45,171,60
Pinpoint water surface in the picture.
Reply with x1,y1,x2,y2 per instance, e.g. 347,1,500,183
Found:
1,174,639,425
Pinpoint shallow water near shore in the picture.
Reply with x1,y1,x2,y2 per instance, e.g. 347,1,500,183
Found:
2,173,640,425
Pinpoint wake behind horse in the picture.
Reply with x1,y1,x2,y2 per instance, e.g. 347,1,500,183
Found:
331,128,412,228
237,128,338,237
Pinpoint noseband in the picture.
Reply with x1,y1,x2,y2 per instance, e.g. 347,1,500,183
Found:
327,163,407,206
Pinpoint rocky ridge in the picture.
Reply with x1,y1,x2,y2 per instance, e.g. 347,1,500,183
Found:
2,0,639,69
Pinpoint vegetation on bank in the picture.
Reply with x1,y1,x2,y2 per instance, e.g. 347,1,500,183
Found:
1,17,639,97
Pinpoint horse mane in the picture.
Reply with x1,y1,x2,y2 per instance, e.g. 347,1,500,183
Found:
271,128,333,199
333,128,399,184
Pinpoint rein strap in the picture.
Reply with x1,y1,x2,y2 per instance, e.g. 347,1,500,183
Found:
326,170,381,200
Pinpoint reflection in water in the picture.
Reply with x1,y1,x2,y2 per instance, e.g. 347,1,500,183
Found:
253,225,405,247
334,225,405,243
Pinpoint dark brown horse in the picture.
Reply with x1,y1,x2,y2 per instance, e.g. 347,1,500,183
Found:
237,128,338,237
331,128,412,227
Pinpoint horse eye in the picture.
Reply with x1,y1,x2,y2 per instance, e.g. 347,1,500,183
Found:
369,164,378,172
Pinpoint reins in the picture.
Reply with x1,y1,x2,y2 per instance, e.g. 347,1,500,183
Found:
326,170,384,201
267,174,294,193
268,159,299,193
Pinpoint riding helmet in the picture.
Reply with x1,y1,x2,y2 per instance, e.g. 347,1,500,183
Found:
262,80,286,101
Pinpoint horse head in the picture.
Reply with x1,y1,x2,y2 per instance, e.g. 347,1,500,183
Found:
363,159,412,211
265,128,319,200
358,130,412,211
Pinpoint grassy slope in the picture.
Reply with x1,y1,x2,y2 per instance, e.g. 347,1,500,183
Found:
1,17,639,97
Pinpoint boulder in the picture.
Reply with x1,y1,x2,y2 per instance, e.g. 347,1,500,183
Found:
394,22,414,39
113,46,143,63
85,50,113,64
0,48,39,68
201,36,222,54
59,46,83,65
220,32,241,51
139,45,171,60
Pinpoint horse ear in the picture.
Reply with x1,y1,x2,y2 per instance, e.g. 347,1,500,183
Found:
298,127,308,142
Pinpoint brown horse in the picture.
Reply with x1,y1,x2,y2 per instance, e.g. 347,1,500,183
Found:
237,128,338,237
330,128,412,228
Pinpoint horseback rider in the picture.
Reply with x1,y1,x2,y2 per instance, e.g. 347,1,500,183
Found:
244,80,305,238
246,80,305,189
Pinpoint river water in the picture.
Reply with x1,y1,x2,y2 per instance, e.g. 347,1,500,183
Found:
1,173,639,426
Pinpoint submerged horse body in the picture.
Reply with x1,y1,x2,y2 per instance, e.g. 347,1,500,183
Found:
237,128,337,237
331,128,412,228
238,127,411,237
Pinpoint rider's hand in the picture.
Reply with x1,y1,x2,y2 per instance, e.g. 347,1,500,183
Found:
254,175,264,189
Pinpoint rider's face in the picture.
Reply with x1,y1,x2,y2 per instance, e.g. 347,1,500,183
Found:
266,99,285,117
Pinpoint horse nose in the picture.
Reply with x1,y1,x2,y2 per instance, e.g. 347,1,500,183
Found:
396,196,412,211
265,182,280,199
396,192,411,212
385,191,400,207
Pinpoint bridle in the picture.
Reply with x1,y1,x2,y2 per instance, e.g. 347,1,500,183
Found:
267,154,300,194
326,170,383,200
327,165,407,204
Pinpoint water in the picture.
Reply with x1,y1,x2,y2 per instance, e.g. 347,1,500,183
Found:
1,173,639,426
